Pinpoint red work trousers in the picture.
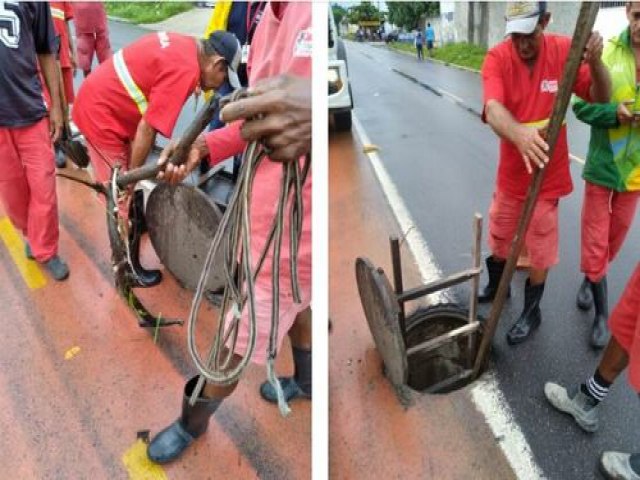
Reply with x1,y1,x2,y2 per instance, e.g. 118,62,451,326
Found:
76,30,112,72
0,118,59,261
581,182,639,282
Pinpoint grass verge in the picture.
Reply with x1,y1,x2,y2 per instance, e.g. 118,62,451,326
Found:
105,2,193,24
388,41,487,72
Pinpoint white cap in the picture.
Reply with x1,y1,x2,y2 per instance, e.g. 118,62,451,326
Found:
504,2,546,36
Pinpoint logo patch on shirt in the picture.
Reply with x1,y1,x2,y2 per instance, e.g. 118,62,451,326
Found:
294,29,312,57
157,31,170,48
540,79,558,93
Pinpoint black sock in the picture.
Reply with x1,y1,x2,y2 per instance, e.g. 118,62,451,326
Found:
580,369,612,404
630,453,640,474
292,346,311,395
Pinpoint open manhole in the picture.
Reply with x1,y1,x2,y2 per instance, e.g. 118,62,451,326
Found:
356,257,485,397
404,304,483,394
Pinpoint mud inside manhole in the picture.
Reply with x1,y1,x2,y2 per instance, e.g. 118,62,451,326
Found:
404,305,484,394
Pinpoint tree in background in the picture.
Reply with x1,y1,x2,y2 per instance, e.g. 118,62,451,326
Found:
346,2,381,25
332,4,347,25
387,2,440,30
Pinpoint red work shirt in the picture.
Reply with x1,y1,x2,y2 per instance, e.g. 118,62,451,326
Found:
73,32,199,151
205,2,312,162
50,1,73,68
482,34,593,200
72,2,107,34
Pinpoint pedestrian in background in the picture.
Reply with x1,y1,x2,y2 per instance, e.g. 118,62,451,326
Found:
0,2,70,281
426,22,435,57
72,1,112,77
415,30,424,60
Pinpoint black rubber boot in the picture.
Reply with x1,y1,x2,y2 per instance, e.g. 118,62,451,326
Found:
147,376,221,464
576,276,593,311
128,190,162,287
590,277,609,349
478,256,511,303
507,280,545,345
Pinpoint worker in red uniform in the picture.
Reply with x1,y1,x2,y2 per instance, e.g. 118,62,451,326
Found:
0,2,69,281
72,30,241,288
478,1,611,345
49,1,76,168
72,1,111,77
146,2,312,464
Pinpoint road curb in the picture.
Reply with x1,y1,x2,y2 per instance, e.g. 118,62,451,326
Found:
384,43,481,75
106,15,133,24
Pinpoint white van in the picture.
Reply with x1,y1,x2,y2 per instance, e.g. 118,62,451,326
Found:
329,7,353,131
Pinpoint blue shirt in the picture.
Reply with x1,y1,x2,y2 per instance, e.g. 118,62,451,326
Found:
426,26,435,42
0,2,57,127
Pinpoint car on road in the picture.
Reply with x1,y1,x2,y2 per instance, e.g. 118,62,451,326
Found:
329,7,353,131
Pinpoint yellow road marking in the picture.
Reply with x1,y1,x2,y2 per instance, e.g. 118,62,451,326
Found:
0,217,46,290
64,346,81,360
122,439,168,480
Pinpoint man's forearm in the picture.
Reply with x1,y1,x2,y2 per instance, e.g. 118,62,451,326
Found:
38,53,61,111
589,60,611,103
129,119,157,170
485,100,522,145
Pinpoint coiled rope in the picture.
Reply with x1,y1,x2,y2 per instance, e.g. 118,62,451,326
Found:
187,89,310,415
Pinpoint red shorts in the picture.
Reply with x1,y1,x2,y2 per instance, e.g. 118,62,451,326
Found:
488,190,559,270
581,182,639,282
61,67,74,104
609,263,640,392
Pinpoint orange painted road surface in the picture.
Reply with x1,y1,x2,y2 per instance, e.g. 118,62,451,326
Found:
0,166,309,479
329,129,515,479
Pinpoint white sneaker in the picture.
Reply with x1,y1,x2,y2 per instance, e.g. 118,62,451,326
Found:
544,382,599,432
599,452,640,480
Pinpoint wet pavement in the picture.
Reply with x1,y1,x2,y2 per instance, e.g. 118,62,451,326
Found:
344,40,640,479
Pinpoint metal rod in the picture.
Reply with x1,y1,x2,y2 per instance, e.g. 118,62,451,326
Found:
472,2,600,379
425,369,473,394
468,213,482,368
398,268,481,303
390,237,407,339
406,321,480,357
116,93,221,188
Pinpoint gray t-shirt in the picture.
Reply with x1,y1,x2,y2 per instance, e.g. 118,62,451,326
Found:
0,1,57,127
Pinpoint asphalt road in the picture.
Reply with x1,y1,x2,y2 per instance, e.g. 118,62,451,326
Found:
341,40,640,480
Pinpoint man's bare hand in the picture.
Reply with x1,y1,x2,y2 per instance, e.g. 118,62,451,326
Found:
220,75,311,162
156,135,207,185
514,125,549,174
49,103,63,143
618,101,635,125
583,31,604,66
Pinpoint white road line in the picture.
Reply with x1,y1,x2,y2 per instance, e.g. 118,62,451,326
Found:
438,87,464,104
352,115,447,304
352,112,545,480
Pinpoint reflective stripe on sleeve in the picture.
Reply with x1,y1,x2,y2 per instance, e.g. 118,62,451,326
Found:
50,7,65,20
113,50,148,115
